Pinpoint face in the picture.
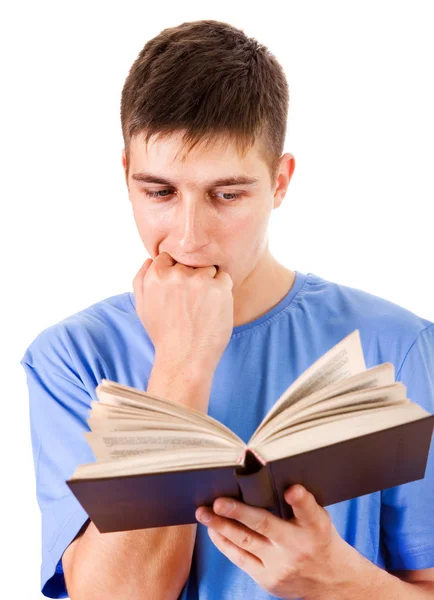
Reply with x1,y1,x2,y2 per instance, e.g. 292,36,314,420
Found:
122,130,295,292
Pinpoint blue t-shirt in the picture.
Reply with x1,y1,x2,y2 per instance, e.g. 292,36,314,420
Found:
20,271,434,599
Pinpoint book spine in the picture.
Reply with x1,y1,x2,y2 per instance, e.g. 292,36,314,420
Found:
234,449,280,515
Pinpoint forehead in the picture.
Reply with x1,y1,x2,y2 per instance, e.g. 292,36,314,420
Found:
129,130,267,178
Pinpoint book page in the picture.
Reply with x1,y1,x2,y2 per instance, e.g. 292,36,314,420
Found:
85,429,243,462
97,384,243,444
257,384,408,444
69,446,242,480
255,403,430,463
90,401,211,425
249,363,396,445
87,416,222,436
252,329,366,436
90,401,181,420
255,403,405,444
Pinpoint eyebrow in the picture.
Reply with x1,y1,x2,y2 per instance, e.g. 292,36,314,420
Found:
131,172,260,187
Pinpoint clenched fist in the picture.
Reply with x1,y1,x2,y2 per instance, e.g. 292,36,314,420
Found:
133,252,234,376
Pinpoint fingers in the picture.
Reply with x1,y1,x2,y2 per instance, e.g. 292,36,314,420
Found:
190,265,218,278
156,251,177,267
215,267,234,291
195,507,266,572
132,258,153,310
211,498,285,545
158,252,219,279
284,485,330,532
132,252,232,305
142,258,153,275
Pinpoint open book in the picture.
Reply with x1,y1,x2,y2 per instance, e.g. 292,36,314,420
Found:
66,330,434,533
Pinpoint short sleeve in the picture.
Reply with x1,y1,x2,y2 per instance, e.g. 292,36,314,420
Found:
380,323,434,570
20,327,96,598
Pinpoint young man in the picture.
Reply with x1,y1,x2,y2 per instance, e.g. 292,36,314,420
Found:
21,19,434,600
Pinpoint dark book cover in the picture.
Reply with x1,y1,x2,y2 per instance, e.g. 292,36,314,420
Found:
66,414,434,532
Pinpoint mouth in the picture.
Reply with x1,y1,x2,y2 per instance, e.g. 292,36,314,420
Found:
176,260,218,268
160,252,219,269
187,264,219,270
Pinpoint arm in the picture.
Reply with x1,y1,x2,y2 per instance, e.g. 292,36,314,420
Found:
192,483,434,600
310,550,434,599
63,359,214,600
392,568,434,595
312,544,434,600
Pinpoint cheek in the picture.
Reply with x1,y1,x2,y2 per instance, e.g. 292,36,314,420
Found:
224,210,268,251
131,205,166,252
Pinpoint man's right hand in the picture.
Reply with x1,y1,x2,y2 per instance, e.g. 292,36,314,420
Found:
133,251,234,381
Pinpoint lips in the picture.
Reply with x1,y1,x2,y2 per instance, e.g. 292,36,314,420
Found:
185,263,219,269
160,251,218,269
175,260,218,268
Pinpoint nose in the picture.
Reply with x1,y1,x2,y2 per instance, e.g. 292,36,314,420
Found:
178,197,210,253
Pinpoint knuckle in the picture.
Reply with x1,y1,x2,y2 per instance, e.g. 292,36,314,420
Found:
239,530,253,549
296,544,313,567
254,513,272,536
152,265,161,279
209,283,224,296
190,274,205,287
317,521,330,539
221,272,233,287
315,513,332,538
280,564,297,583
234,550,246,568
286,563,298,579
170,269,185,284
141,269,156,286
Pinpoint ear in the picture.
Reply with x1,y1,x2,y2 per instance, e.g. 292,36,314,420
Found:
121,148,129,185
273,153,296,209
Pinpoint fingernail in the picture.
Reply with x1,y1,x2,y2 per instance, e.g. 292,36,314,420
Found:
197,509,213,523
215,499,234,515
294,485,303,500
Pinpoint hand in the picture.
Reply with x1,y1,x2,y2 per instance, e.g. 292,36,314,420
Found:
132,252,234,374
195,484,352,599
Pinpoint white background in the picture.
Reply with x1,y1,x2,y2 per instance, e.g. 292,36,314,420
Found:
2,1,433,598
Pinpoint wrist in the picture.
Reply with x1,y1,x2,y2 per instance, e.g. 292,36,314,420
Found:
148,357,215,412
314,536,391,600
152,353,216,384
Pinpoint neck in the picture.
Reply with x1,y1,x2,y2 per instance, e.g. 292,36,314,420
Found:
232,249,295,328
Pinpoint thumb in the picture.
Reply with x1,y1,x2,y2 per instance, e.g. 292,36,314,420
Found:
284,484,321,527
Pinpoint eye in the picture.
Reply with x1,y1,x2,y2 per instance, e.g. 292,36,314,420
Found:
214,192,242,202
144,189,174,199
144,189,242,202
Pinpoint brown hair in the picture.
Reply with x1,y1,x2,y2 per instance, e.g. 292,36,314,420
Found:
120,19,289,186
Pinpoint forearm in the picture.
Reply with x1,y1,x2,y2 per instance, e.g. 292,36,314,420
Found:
68,520,196,600
68,361,214,599
336,561,434,600
309,541,434,600
149,353,215,412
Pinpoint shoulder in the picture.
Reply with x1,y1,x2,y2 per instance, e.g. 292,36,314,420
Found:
303,273,433,368
20,291,137,378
